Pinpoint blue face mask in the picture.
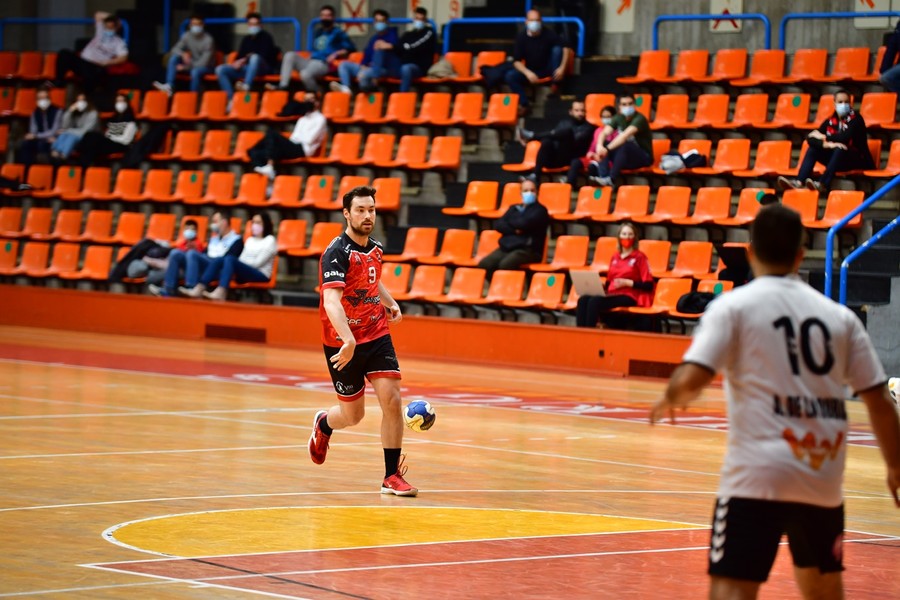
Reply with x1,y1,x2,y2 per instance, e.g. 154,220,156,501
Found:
183,229,197,240
835,102,850,117
412,19,425,30
247,25,261,35
374,21,387,33
620,105,635,117
190,25,204,35
103,29,116,38
526,20,542,34
522,191,537,205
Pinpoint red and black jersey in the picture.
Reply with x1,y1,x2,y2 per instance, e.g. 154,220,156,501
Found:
319,232,389,346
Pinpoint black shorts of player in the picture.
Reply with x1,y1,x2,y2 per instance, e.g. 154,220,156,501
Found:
708,496,844,582
323,334,401,402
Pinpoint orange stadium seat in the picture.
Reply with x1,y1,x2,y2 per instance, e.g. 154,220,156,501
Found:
639,239,673,277
417,229,477,266
184,171,233,206
320,91,351,121
60,166,112,202
407,136,462,171
863,139,900,177
151,130,203,162
816,47,870,83
374,134,428,169
0,207,22,236
390,265,447,302
592,185,650,223
431,92,484,126
286,222,344,259
6,207,52,239
0,87,14,114
805,190,864,229
756,93,810,129
617,49,670,85
670,187,732,227
11,241,52,277
423,267,486,304
692,48,747,83
198,130,234,161
0,52,17,79
23,242,78,278
463,270,526,306
455,230,502,267
477,182,522,220
770,48,828,84
860,92,897,129
503,272,566,310
655,241,713,279
398,92,451,126
306,132,362,166
119,169,170,203
343,133,395,167
731,49,786,87
585,93,616,126
502,140,541,173
649,94,689,130
732,140,794,178
10,87,36,118
0,240,17,274
781,189,820,223
381,262,412,296
226,173,267,207
537,182,572,217
14,51,43,80
716,93,768,129
443,181,499,217
228,91,261,121
623,277,693,319
687,94,730,128
455,50,506,83
0,123,7,153
372,177,402,214
464,93,518,127
713,188,769,227
144,213,176,242
633,186,691,225
58,245,113,281
554,186,612,222
227,131,265,162
366,92,416,124
858,46,886,82
263,175,304,208
799,94,836,130
314,175,368,211
332,92,384,125
529,235,589,272
136,90,169,120
195,90,228,120
93,212,146,245
167,91,198,120
32,166,82,199
275,219,308,253
69,210,113,243
297,175,334,208
256,90,290,121
585,236,620,274
40,209,82,241
691,138,751,175
650,138,711,176
437,51,472,83
658,49,708,83
382,227,439,263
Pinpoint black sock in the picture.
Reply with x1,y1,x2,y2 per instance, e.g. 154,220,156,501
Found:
384,448,401,479
319,415,333,436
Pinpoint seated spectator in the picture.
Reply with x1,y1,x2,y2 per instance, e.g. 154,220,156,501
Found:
477,178,550,276
393,6,437,92
576,222,653,329
777,89,873,195
53,11,129,97
50,94,99,161
149,211,243,297
110,219,205,284
880,20,900,93
182,213,278,301
216,12,279,100
17,87,63,166
249,92,328,180
272,5,355,92
574,104,617,186
75,93,137,167
516,99,595,184
590,94,653,188
506,9,573,113
330,9,399,93
153,14,215,95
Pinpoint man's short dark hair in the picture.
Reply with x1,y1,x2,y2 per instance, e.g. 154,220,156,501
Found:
834,88,851,99
215,209,230,222
750,204,804,269
373,9,389,20
189,14,204,22
184,219,198,229
321,5,336,15
103,15,119,26
415,7,428,18
343,185,377,211
618,93,634,103
246,12,262,22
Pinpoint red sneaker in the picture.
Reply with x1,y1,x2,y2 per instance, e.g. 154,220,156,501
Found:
381,455,418,497
308,410,330,465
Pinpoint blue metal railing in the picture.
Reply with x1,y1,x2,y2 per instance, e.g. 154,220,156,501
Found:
823,175,900,304
441,17,585,56
178,17,302,52
305,18,439,53
652,14,772,51
780,12,900,50
0,17,131,49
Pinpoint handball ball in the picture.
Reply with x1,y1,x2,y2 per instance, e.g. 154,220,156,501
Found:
889,377,899,407
403,400,436,432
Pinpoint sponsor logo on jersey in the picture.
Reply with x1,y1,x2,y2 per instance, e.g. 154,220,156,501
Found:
782,428,844,470
324,270,345,278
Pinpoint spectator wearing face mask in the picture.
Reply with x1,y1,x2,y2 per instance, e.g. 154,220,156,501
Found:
477,178,550,276
181,213,278,301
18,88,63,166
50,93,99,161
153,14,215,95
330,9,400,93
110,219,205,285
149,211,243,298
272,5,355,92
589,94,652,188
249,92,328,180
575,104,617,186
52,12,129,96
393,6,437,92
516,99,596,184
75,93,137,167
505,9,573,112
777,89,873,195
215,12,279,100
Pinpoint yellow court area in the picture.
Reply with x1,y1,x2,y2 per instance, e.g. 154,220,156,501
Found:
107,506,699,556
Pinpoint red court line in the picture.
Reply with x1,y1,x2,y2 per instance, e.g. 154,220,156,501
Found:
0,342,881,447
93,531,899,599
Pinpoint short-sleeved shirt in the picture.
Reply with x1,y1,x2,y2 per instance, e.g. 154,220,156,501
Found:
513,28,566,75
80,19,128,65
609,112,652,156
319,232,390,347
607,250,653,307
682,274,886,508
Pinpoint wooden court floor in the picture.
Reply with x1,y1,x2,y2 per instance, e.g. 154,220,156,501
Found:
0,324,897,599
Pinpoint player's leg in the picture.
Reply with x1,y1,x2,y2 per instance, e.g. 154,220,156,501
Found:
785,502,845,600
308,343,367,464
707,497,783,600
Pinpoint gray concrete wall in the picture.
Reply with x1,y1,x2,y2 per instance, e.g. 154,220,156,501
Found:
868,278,900,375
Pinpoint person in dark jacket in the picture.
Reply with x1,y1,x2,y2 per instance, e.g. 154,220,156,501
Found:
516,99,595,183
75,92,137,167
879,20,900,93
18,88,63,165
331,9,399,93
394,6,437,92
477,178,551,276
777,89,873,194
215,12,279,99
505,9,573,111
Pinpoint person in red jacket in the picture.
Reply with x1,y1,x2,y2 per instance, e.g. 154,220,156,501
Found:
576,222,654,328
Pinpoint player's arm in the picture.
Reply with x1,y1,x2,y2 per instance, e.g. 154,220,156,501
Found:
322,287,356,371
378,281,402,323
649,362,715,425
858,383,900,506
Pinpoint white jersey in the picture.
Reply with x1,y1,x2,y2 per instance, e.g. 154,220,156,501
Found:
683,274,885,507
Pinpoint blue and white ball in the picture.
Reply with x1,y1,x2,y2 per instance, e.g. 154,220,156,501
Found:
403,400,436,432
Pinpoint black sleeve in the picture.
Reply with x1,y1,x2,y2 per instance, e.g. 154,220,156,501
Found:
237,36,252,59
320,238,350,287
494,209,516,235
513,205,550,234
881,28,900,73
830,114,866,146
512,32,527,62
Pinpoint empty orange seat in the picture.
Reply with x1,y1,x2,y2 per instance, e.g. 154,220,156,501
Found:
717,93,769,129
184,171,234,206
12,241,52,277
816,47,870,82
136,90,169,120
418,229,477,266
13,51,43,80
367,91,416,124
262,174,304,208
23,242,76,278
332,92,384,125
391,265,447,301
10,88,37,118
670,187,732,226
617,50,670,84
454,50,506,83
443,181,498,217
463,269,526,306
69,209,114,242
714,188,770,227
860,92,897,129
692,48,747,83
195,90,228,120
398,92,451,126
658,49,708,83
689,94,730,128
198,130,233,161
770,48,828,84
145,213,176,242
33,166,83,199
320,91,351,120
554,186,613,222
60,166,112,202
223,173,267,207
804,190,864,229
286,222,344,258
529,235,589,272
6,207,53,239
306,132,362,166
151,130,203,162
592,185,650,222
220,91,260,121
93,212,146,245
120,169,171,203
477,182,522,220
58,245,113,280
453,230,502,267
537,182,573,217
0,239,18,274
733,140,794,178
372,177,402,214
37,209,81,241
167,91,198,120
502,140,540,173
373,134,428,169
633,186,691,225
343,133,395,167
381,262,412,296
732,49,786,87
691,138,751,175
465,93,518,127
756,93,811,129
781,189,820,223
649,94,690,130
312,175,368,211
503,272,567,310
407,136,462,171
863,139,900,177
655,241,713,279
423,267,486,304
382,227,439,262
432,92,484,126
623,277,693,318
275,219,308,252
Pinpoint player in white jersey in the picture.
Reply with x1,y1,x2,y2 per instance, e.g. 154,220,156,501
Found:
650,204,900,600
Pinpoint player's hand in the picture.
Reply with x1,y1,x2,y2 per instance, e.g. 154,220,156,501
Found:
329,341,356,371
386,303,402,323
649,398,676,425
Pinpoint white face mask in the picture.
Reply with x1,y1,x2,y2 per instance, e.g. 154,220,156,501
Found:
412,19,425,30
37,98,51,110
115,101,128,113
601,117,612,126
620,105,635,117
835,102,850,117
526,20,541,33
190,25,203,35
74,100,88,112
